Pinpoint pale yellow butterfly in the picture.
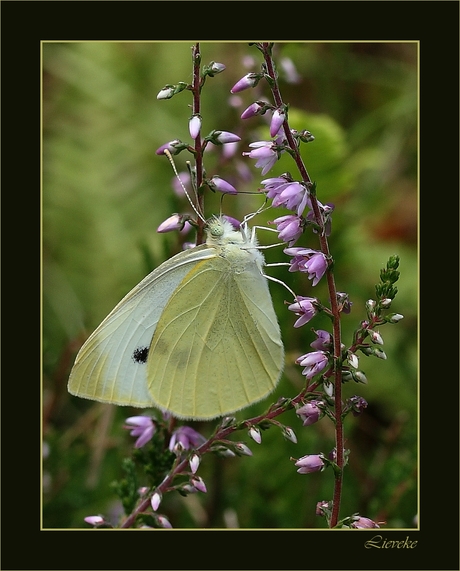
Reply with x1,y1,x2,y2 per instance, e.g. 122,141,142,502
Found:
68,216,284,420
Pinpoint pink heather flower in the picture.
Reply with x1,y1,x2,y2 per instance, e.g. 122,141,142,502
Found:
284,247,328,286
296,400,323,426
261,177,311,215
169,426,206,453
270,214,304,246
189,115,201,140
157,214,184,233
310,329,332,351
351,516,380,529
295,454,324,474
296,351,329,379
208,175,238,195
270,108,286,137
124,416,156,448
287,296,317,328
230,72,260,93
243,141,279,175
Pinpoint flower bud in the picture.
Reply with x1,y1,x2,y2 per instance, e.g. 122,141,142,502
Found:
323,380,334,397
156,82,187,100
156,515,172,528
270,108,286,137
190,476,207,493
157,214,185,233
366,299,376,312
241,101,268,119
388,313,404,323
249,426,262,444
211,130,241,145
294,454,324,474
348,353,359,369
370,330,384,345
282,426,298,443
206,61,226,76
351,516,380,529
156,85,176,100
352,370,368,384
374,348,387,360
189,115,202,140
230,73,260,93
189,453,200,474
234,442,252,456
84,515,104,526
155,139,186,156
207,175,238,195
151,491,162,512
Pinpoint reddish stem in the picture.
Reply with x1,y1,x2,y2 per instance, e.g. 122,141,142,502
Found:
260,42,344,527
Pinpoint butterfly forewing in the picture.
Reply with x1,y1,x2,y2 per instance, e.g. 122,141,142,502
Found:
67,245,214,406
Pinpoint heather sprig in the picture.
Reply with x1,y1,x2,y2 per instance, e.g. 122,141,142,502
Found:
83,42,403,530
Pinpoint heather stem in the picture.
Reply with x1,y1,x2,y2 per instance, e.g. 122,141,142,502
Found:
260,42,344,527
191,43,205,245
120,391,308,528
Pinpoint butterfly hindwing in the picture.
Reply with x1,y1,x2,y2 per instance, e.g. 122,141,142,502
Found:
147,250,284,419
67,245,214,406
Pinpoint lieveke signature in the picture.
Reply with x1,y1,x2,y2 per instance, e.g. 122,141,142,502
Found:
364,535,418,549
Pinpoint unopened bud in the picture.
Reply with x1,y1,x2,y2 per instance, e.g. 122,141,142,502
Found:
249,426,262,444
151,492,162,512
234,442,252,456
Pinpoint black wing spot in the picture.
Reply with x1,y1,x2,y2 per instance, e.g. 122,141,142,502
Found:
132,346,149,364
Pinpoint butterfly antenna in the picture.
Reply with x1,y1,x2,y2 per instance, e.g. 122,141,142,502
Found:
163,149,205,223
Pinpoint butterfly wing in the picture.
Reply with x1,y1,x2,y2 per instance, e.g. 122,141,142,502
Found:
147,252,284,420
67,245,214,407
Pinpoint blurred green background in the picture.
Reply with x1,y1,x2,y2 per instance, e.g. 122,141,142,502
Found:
42,42,417,529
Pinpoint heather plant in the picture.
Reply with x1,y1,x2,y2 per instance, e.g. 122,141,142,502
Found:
42,42,417,530
76,42,405,529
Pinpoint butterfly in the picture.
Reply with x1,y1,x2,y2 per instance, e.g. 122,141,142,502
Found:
68,216,284,420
